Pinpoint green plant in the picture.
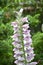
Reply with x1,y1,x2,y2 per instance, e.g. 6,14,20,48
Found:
0,39,14,65
32,32,43,65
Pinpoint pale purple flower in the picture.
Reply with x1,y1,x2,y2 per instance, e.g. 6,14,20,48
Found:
14,50,24,55
11,22,18,27
24,42,32,46
27,62,37,65
25,47,34,54
23,38,32,44
17,56,24,61
12,41,18,45
11,9,37,65
22,17,28,22
15,44,22,48
14,60,18,64
26,54,35,62
22,24,29,29
14,60,24,65
23,30,31,34
13,27,18,33
13,48,19,51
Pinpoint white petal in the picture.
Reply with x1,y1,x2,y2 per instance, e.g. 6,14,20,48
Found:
19,8,23,13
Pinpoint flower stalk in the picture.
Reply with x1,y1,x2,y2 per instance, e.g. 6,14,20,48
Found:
11,8,37,65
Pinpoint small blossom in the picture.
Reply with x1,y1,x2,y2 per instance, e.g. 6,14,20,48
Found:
13,48,19,51
14,50,24,55
24,42,32,47
23,30,30,34
14,60,18,64
24,38,32,44
13,27,18,32
22,17,28,22
12,41,20,45
11,22,18,27
26,54,35,62
27,62,37,65
17,56,24,61
22,24,29,29
25,48,34,54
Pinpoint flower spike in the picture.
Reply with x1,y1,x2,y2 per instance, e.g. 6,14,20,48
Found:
11,9,37,65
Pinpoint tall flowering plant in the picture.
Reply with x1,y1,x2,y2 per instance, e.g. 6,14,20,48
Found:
11,9,37,65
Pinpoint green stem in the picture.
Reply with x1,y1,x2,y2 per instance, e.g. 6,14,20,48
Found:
17,17,27,65
20,26,26,65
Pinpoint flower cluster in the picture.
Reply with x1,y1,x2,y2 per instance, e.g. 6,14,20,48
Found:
11,9,37,65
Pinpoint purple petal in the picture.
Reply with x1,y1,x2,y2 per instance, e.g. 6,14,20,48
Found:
22,24,29,29
14,60,24,65
14,60,18,64
22,17,28,22
24,43,32,47
13,27,18,31
14,54,20,59
24,38,32,44
17,56,24,61
26,53,35,62
27,62,37,65
12,37,19,41
15,44,22,48
17,62,24,65
25,48,34,54
14,50,23,55
12,41,18,45
11,33,19,38
11,22,18,27
24,38,32,42
23,35,31,39
13,48,19,51
23,30,31,35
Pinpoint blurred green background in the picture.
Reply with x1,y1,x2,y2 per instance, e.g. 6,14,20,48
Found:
0,0,43,65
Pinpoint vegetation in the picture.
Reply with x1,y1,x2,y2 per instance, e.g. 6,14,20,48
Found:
0,0,43,65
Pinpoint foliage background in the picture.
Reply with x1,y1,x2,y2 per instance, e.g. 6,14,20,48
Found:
0,0,43,65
